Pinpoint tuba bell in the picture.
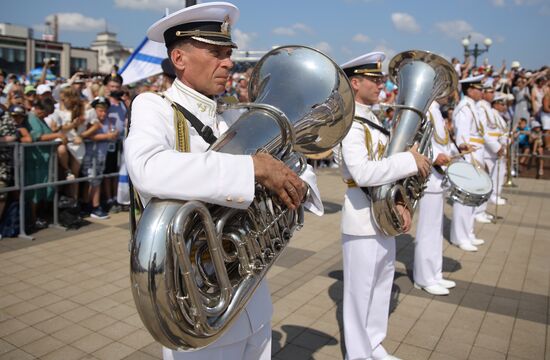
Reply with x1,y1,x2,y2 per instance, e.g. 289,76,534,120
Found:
370,50,458,236
129,45,354,350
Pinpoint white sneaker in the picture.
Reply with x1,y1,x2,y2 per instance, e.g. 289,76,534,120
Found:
414,283,450,296
438,279,456,289
497,197,506,205
483,212,495,219
471,238,485,246
475,213,491,224
457,243,478,252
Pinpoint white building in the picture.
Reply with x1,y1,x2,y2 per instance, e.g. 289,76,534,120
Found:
90,31,132,74
0,22,97,79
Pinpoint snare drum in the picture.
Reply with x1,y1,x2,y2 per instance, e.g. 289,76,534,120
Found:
443,161,493,207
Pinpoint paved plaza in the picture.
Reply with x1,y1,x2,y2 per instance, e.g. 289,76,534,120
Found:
0,168,549,360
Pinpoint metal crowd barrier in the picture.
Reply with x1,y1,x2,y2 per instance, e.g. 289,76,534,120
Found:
0,140,121,240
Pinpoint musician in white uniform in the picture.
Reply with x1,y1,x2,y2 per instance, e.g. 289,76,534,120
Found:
487,92,510,205
450,75,497,251
338,52,430,360
475,85,504,222
413,98,456,296
125,3,323,360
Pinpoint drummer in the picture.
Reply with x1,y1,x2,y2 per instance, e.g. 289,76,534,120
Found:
450,75,494,252
413,95,457,295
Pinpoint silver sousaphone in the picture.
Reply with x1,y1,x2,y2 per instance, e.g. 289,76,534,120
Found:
129,45,354,350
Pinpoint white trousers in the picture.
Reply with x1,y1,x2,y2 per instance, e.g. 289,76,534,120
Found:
473,152,488,216
342,233,395,360
414,192,444,287
450,201,475,246
486,157,505,203
163,323,271,360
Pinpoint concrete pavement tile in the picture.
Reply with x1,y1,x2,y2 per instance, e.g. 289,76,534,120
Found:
60,305,97,323
0,339,15,356
474,333,509,354
468,346,506,360
40,345,86,360
33,315,73,333
103,303,136,320
2,300,38,317
0,348,35,360
122,351,161,360
51,323,92,343
23,335,64,358
97,321,139,341
139,342,163,358
118,329,156,350
71,332,113,353
275,343,318,360
434,338,472,358
44,299,81,314
80,313,118,332
17,307,56,326
291,329,336,351
394,343,432,360
3,326,46,347
429,351,463,360
0,318,27,337
403,329,441,350
93,341,135,360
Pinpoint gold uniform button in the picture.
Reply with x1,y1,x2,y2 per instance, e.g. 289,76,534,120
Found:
226,196,232,202
237,197,244,203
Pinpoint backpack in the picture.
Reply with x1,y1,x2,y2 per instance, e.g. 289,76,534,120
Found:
58,206,86,230
0,201,20,237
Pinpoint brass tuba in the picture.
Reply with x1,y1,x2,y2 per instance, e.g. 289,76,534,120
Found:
370,50,457,236
129,46,354,350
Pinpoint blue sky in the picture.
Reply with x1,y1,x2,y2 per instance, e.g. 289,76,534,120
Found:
3,0,548,70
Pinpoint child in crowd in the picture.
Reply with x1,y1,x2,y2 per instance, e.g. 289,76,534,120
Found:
530,120,544,177
81,97,118,219
515,117,531,169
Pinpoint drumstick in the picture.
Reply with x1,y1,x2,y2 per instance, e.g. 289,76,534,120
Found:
461,136,483,175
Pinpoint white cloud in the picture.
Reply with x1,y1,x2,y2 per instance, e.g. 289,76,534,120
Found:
114,0,184,11
313,41,332,55
491,0,506,6
233,29,256,51
273,27,296,36
435,20,474,39
391,12,420,33
340,46,353,56
272,23,313,36
352,33,370,43
45,13,106,32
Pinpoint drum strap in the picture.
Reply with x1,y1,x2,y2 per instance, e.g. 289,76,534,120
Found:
466,104,485,136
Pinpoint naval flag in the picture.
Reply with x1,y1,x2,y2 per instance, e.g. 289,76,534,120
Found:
119,37,166,85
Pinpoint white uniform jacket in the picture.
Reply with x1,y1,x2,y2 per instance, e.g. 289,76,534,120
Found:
478,100,503,159
453,96,499,162
493,108,510,148
425,101,453,193
339,102,418,236
125,79,323,347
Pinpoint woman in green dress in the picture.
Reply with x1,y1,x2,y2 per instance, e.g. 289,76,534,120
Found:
25,99,67,230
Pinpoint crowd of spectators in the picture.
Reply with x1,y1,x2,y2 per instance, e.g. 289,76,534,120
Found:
0,54,548,236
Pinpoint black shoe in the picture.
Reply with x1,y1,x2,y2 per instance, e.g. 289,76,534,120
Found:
109,204,121,214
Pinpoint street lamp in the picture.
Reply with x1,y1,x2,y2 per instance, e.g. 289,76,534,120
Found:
462,35,492,68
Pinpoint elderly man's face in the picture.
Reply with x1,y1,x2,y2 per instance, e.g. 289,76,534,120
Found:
174,41,233,96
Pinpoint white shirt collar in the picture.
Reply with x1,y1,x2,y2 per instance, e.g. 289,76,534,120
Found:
171,79,217,118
